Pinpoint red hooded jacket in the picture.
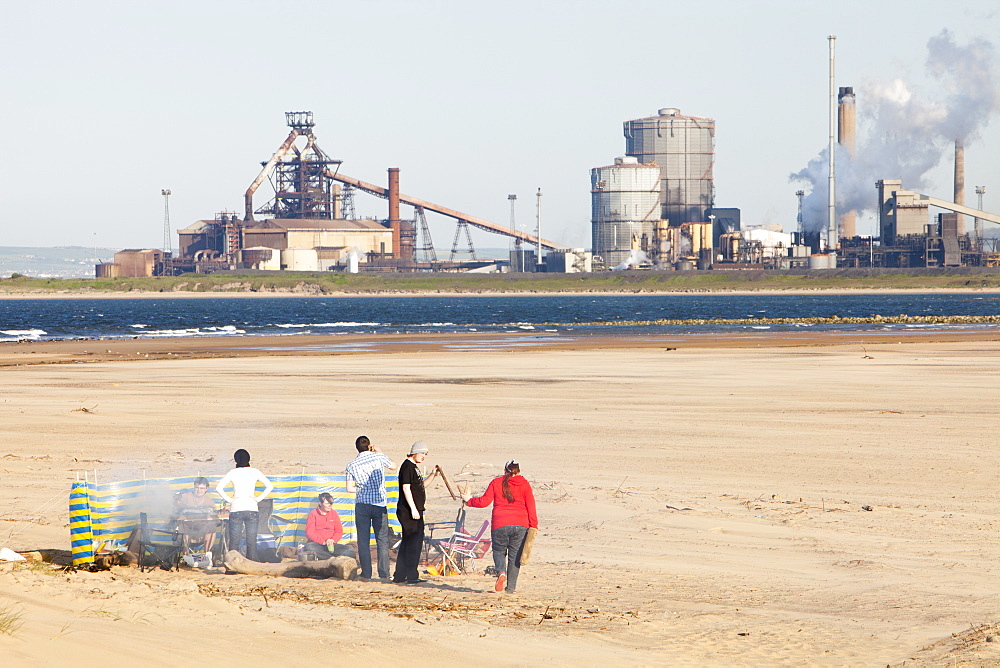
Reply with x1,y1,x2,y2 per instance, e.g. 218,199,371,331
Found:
467,475,538,530
305,506,343,544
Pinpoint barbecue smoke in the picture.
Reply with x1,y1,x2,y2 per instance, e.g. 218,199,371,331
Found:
790,30,1000,235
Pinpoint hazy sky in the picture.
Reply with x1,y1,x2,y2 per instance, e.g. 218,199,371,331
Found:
1,0,997,251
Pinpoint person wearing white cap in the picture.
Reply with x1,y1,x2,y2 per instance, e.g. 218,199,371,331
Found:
392,441,429,584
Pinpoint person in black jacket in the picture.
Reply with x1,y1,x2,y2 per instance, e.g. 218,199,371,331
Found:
392,441,429,584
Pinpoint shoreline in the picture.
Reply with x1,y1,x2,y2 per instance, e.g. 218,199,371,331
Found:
3,328,1000,366
3,286,1000,299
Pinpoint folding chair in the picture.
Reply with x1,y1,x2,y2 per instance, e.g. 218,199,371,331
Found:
250,498,281,562
434,519,491,574
137,512,184,572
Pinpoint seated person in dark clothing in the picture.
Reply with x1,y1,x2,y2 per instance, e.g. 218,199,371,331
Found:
303,492,353,559
173,477,218,554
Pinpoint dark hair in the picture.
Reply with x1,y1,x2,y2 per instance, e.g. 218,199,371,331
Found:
502,460,520,503
193,477,210,488
355,436,371,453
234,449,251,467
318,492,334,504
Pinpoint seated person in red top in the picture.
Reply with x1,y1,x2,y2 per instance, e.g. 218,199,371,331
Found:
303,492,353,559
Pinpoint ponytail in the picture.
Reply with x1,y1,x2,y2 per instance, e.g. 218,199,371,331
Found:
502,460,520,503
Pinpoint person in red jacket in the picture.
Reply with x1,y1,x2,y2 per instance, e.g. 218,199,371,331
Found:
303,493,351,559
463,460,538,594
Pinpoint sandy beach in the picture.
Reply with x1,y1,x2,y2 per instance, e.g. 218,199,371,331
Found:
3,329,1000,666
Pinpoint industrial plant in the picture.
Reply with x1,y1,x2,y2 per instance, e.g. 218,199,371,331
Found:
98,55,999,278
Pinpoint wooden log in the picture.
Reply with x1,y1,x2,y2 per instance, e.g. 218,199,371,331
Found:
519,527,538,565
223,550,358,580
435,465,457,500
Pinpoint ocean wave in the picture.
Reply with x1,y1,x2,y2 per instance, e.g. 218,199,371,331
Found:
139,326,246,338
275,322,382,328
0,329,47,341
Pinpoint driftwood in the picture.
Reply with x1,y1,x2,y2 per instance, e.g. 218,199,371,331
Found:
223,550,358,580
425,465,457,500
520,527,538,565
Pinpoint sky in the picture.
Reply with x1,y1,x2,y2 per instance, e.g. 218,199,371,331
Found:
1,0,998,252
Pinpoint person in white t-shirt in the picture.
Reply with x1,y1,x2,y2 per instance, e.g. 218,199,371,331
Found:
216,449,273,562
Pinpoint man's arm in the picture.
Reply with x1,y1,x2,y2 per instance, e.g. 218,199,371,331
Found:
305,509,321,544
402,484,420,520
345,464,357,494
328,511,343,545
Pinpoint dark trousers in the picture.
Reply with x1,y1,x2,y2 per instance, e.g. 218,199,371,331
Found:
302,541,353,559
355,503,390,579
228,511,259,561
393,513,425,582
491,524,528,592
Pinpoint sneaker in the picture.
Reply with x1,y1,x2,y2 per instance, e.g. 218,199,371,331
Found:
495,572,506,592
404,578,428,584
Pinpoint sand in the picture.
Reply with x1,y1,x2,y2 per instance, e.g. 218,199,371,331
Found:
2,329,1000,666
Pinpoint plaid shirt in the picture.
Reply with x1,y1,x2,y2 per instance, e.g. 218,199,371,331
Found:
345,451,394,506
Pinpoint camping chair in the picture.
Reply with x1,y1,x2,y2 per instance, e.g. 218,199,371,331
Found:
137,512,184,572
432,519,491,574
423,506,464,557
255,498,281,562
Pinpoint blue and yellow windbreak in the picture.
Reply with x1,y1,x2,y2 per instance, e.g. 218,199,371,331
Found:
70,473,400,566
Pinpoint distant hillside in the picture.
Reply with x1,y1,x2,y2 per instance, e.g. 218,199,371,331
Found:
0,246,111,278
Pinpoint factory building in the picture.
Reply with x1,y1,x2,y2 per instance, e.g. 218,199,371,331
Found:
876,180,931,244
95,249,167,278
590,157,661,267
624,108,715,226
176,216,391,272
242,218,391,257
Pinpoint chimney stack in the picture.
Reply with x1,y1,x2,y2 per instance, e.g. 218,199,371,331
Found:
388,167,401,258
954,140,965,233
837,87,856,238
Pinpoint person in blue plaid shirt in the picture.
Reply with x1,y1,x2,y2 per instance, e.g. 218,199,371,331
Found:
345,435,395,580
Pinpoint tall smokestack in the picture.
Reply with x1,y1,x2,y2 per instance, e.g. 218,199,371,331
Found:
388,167,400,258
838,86,856,238
954,140,965,233
827,36,838,254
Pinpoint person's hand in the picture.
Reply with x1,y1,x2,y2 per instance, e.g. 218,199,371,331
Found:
325,539,336,550
460,493,470,504
411,509,420,520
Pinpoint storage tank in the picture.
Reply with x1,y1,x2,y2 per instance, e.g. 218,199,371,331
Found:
808,254,835,269
591,156,661,268
624,108,715,226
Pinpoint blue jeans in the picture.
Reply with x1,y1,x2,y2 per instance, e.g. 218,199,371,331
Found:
491,524,528,592
228,511,259,561
354,503,389,578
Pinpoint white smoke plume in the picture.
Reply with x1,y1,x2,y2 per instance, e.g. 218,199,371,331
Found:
611,249,649,271
791,30,1000,236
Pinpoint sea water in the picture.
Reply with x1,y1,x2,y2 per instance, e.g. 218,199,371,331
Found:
1,294,998,342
